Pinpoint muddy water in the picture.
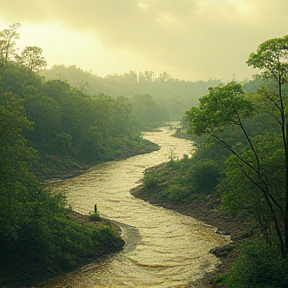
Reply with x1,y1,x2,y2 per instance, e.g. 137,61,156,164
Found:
40,125,229,288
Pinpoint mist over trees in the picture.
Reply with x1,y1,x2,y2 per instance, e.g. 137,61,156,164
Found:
41,65,221,120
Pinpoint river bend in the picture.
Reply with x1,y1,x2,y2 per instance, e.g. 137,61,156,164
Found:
40,124,229,288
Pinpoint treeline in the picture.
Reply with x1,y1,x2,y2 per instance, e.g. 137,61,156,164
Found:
41,65,222,120
0,63,128,285
0,23,164,285
2,63,165,178
139,35,288,287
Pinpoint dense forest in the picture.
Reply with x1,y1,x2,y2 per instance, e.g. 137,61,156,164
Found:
137,35,288,287
0,23,164,286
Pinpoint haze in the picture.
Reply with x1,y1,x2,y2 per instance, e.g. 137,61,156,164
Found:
1,0,288,81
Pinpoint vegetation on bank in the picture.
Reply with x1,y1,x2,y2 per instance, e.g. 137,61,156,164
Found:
0,23,162,286
135,35,288,288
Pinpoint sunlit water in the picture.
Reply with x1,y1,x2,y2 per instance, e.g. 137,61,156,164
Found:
38,124,229,288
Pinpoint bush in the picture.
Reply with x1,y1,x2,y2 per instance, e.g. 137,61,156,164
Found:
144,174,159,188
211,274,230,287
89,212,101,221
166,185,195,203
228,239,288,288
186,159,221,195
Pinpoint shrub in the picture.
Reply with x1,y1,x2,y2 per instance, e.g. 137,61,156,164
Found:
89,212,101,221
144,174,159,188
166,185,193,203
186,159,221,195
228,239,288,288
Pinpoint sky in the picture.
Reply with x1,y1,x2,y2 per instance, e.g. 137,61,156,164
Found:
0,0,288,81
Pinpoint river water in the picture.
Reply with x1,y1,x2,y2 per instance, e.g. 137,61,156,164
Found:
39,124,229,288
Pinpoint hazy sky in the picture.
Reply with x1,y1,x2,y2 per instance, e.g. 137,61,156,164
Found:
0,0,288,81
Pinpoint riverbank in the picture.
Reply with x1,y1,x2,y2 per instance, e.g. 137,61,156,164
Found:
0,138,158,287
38,138,160,181
131,184,246,288
9,139,159,288
1,212,124,288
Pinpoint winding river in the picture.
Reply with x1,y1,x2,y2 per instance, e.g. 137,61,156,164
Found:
39,124,229,288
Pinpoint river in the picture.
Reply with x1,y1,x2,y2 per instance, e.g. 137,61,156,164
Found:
39,124,229,288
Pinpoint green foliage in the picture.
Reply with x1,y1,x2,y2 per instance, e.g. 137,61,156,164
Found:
0,23,21,64
17,45,47,72
131,94,167,130
247,35,288,258
247,35,288,83
210,274,230,287
0,58,163,177
0,89,124,271
186,82,255,136
166,185,192,203
144,173,159,189
41,64,222,120
1,62,42,96
138,34,288,285
0,24,137,280
0,104,123,276
23,94,62,152
186,159,222,195
228,239,288,288
89,212,101,222
141,145,223,204
186,73,288,256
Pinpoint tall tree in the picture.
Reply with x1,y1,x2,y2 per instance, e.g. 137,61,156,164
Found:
186,81,288,257
0,23,21,65
18,46,47,72
247,34,288,257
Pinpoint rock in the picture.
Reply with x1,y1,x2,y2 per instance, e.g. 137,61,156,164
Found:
210,245,234,257
216,228,230,235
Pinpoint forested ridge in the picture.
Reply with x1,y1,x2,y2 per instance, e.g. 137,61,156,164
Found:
135,35,288,287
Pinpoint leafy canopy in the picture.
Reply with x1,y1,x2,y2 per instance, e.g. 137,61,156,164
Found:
186,82,255,136
247,35,288,83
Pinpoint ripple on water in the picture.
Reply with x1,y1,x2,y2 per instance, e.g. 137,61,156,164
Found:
40,124,229,288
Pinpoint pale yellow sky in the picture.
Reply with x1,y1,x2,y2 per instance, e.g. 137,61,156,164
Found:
0,0,288,81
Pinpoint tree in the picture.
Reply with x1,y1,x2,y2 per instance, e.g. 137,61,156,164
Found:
186,81,288,257
186,82,254,137
0,61,42,97
18,46,47,72
23,95,62,152
131,94,163,129
185,82,256,169
0,73,124,274
0,23,21,65
0,88,37,261
219,133,284,245
247,34,288,257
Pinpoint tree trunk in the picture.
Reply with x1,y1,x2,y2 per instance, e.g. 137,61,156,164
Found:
284,123,288,258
